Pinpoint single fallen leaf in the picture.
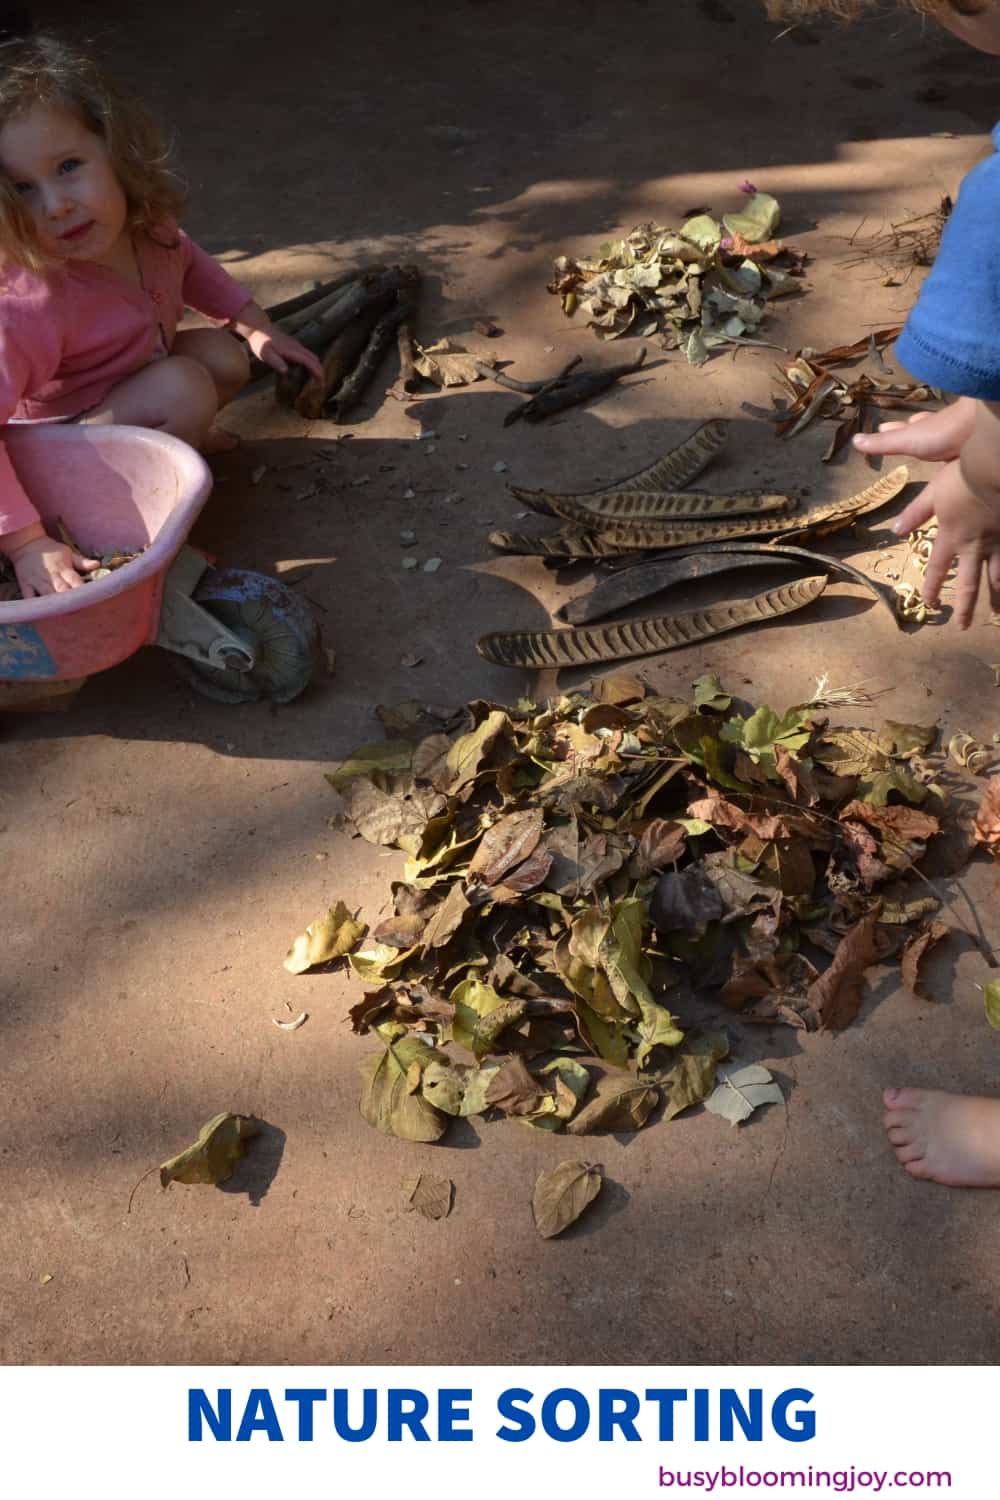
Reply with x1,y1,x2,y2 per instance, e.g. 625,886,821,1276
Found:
657,1031,731,1120
401,1173,453,1220
806,909,883,1030
347,776,425,852
159,1113,260,1189
900,922,949,1000
468,808,544,885
284,901,364,974
566,1075,659,1134
629,819,688,878
532,1161,603,1239
705,1065,782,1126
877,720,938,757
414,338,496,388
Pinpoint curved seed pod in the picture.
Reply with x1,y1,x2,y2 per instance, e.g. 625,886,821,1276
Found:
558,552,798,624
510,419,729,516
488,528,625,558
777,465,909,540
544,488,796,525
589,511,798,549
477,576,827,668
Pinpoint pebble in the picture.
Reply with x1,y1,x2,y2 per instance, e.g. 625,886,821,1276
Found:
399,530,417,545
401,557,418,571
250,464,267,484
423,557,443,573
351,476,371,488
493,461,509,474
424,445,437,455
443,493,463,505
404,487,416,499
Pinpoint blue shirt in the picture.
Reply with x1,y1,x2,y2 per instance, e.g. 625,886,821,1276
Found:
895,124,1000,400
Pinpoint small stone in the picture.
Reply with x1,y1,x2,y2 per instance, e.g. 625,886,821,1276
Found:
544,344,555,353
423,557,443,573
401,557,418,571
250,464,267,485
39,1273,53,1285
417,430,438,441
424,445,437,455
351,476,371,488
403,487,416,500
443,493,463,505
493,461,509,474
515,511,530,519
399,530,417,545
457,433,469,442
455,463,470,472
400,652,423,668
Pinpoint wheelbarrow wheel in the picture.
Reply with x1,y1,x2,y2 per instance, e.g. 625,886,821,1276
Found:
186,567,322,704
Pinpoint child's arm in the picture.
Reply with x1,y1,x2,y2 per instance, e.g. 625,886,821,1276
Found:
228,301,323,382
0,442,97,598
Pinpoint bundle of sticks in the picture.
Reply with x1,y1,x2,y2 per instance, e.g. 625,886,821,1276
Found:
255,264,422,423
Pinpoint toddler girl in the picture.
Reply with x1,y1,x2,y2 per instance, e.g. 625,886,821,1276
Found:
768,0,1000,1186
0,32,322,598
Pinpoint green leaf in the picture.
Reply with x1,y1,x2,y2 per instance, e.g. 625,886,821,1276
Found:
635,995,684,1068
326,740,413,791
528,1057,591,1131
159,1113,260,1189
532,1161,603,1239
348,942,418,985
658,1031,730,1121
861,766,928,807
722,192,781,243
985,980,1000,1031
359,1040,447,1141
603,897,655,1014
284,901,364,974
680,214,722,252
450,976,509,1055
692,671,731,712
705,1063,782,1127
577,1002,631,1067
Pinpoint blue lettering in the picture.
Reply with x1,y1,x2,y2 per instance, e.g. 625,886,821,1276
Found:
236,1389,283,1442
694,1389,710,1443
720,1388,763,1442
284,1389,326,1441
772,1389,815,1443
439,1388,473,1442
332,1388,377,1442
496,1388,535,1442
387,1389,431,1442
645,1389,688,1441
188,1388,231,1441
541,1388,589,1442
599,1389,641,1442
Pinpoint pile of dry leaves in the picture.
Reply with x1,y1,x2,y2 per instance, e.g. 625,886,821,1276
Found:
548,187,807,364
285,678,1000,1164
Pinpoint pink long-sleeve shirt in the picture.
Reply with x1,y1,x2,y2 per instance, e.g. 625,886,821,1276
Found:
0,223,253,536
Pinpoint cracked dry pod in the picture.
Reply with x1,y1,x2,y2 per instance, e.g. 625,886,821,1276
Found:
186,567,322,704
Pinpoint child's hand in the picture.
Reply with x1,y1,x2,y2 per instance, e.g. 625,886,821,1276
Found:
4,527,99,598
892,458,1000,628
245,326,323,382
853,398,978,464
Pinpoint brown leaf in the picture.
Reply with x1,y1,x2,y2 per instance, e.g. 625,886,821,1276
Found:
373,912,428,948
839,800,940,844
491,845,554,900
566,1075,659,1134
402,1173,453,1220
774,744,821,806
806,909,883,1030
592,672,647,705
973,777,1000,860
650,865,724,936
900,921,950,1000
421,883,472,950
347,776,425,851
468,808,544,885
629,819,688,879
484,1055,551,1116
719,952,818,1010
532,1161,603,1239
839,819,892,889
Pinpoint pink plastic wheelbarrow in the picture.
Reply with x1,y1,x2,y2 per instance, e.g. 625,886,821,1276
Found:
0,424,320,705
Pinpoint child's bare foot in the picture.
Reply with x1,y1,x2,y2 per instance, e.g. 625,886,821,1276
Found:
883,1087,1000,1186
202,426,240,454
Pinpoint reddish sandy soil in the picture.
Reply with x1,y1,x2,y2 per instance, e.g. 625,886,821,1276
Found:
3,0,1000,1363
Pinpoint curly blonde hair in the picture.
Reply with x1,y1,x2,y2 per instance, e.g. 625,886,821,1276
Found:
766,1,988,15
0,32,184,273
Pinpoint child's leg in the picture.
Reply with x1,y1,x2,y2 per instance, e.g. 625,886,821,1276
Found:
171,329,250,451
78,354,220,449
883,1088,1000,1187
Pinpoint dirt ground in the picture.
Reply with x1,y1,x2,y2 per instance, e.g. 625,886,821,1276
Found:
4,0,1000,1365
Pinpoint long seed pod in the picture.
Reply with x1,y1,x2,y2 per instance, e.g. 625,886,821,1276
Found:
541,488,796,526
510,418,729,514
477,576,828,668
488,528,624,558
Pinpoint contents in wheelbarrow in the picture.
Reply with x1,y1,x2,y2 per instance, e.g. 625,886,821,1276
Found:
0,543,146,599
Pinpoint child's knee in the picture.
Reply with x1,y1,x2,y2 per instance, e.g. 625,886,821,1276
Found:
159,355,219,433
210,332,250,396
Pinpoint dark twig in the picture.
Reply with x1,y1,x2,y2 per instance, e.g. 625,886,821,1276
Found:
328,302,413,422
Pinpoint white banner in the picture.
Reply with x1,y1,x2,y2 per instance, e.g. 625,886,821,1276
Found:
0,1367,976,1495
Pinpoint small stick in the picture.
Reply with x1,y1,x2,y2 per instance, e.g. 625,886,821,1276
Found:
396,308,420,395
278,270,385,336
506,348,648,425
264,267,379,324
328,302,413,422
475,354,582,395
